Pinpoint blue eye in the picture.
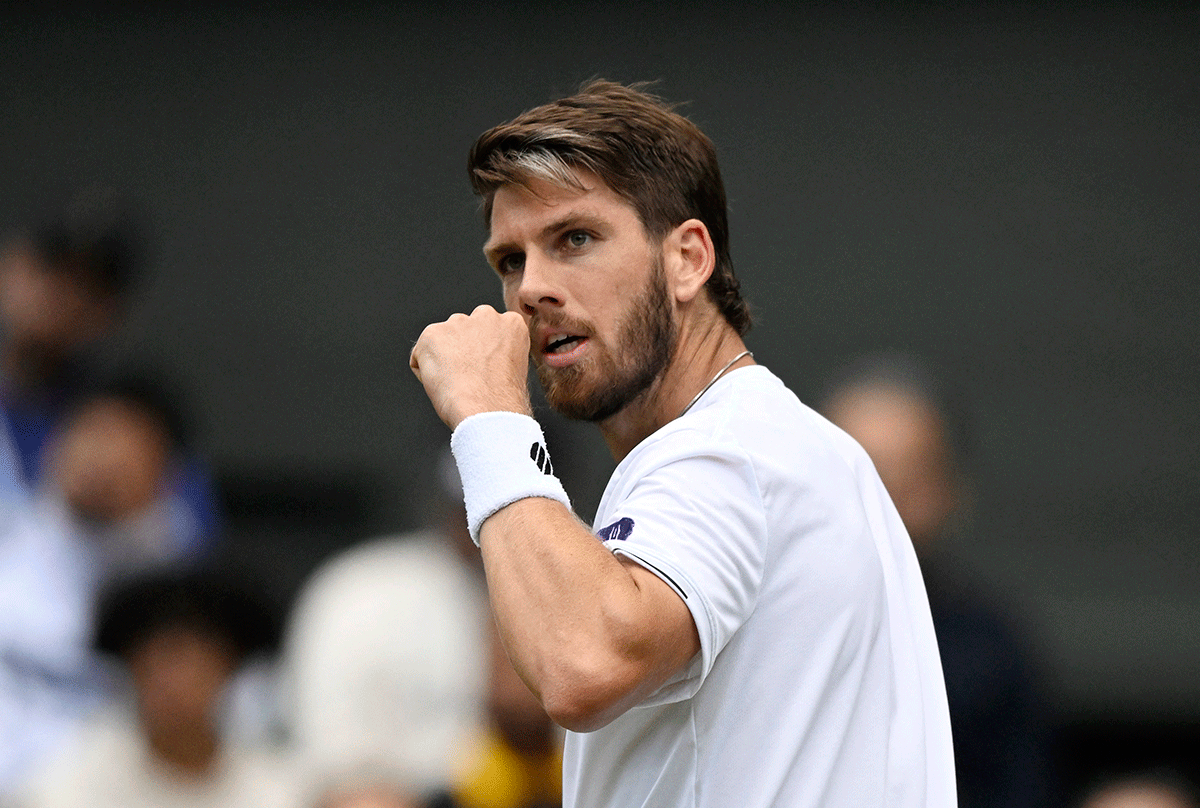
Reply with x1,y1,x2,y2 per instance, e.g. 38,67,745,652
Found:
566,231,590,248
498,253,525,274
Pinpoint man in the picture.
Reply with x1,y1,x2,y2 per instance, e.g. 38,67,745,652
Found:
0,190,221,544
13,569,294,808
0,189,140,485
0,372,209,791
820,353,1055,808
409,80,955,808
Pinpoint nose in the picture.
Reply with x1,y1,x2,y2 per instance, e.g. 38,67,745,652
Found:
511,251,564,315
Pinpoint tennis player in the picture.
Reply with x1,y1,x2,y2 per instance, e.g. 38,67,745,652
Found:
410,80,956,808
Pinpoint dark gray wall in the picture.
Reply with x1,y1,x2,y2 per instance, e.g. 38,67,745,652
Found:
3,4,1197,720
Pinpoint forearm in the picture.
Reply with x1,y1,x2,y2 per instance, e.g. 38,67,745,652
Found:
479,497,696,731
408,305,698,727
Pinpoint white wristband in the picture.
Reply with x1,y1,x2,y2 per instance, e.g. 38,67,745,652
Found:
450,411,572,545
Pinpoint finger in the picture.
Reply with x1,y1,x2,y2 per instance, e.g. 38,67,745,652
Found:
499,310,532,346
500,310,526,329
409,321,438,373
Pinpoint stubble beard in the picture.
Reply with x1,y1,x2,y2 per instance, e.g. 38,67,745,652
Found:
536,258,677,423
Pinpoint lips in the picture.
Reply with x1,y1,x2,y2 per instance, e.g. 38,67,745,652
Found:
538,328,590,368
546,334,583,354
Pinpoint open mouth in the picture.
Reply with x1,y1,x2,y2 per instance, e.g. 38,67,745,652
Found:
546,335,585,355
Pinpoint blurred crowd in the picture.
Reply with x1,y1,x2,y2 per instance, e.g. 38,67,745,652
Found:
0,190,1194,808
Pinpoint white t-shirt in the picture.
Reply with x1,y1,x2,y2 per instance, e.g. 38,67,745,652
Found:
563,365,956,808
13,709,298,808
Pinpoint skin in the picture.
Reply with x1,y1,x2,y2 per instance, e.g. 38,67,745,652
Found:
127,627,238,776
0,241,116,390
50,397,171,524
823,383,959,554
409,169,753,731
485,620,557,757
1081,781,1198,808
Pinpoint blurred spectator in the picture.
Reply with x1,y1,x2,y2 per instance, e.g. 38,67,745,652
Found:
448,624,561,808
285,441,568,808
282,455,489,807
437,445,563,808
0,188,220,544
10,568,294,808
1,419,22,509
820,351,1056,808
0,372,210,791
1077,770,1199,808
47,371,206,568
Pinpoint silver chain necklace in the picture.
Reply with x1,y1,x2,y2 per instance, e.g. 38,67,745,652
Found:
678,350,753,418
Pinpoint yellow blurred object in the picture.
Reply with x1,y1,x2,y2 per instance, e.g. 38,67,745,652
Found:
453,729,562,808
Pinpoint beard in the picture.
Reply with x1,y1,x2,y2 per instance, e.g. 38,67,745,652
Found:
535,258,677,422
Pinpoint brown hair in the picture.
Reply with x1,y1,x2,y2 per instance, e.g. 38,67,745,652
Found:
468,80,751,336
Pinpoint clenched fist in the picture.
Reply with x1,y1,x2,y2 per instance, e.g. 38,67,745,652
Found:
410,304,533,429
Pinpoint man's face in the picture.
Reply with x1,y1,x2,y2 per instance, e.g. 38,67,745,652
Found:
826,384,958,552
128,626,237,737
485,171,677,422
51,397,170,524
0,241,113,355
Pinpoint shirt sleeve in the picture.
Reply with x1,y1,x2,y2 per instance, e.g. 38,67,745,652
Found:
598,429,768,705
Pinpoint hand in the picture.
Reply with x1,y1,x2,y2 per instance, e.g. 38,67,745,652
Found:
410,304,533,429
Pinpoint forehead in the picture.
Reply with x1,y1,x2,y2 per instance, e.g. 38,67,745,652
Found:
830,384,948,457
485,169,641,242
66,397,168,444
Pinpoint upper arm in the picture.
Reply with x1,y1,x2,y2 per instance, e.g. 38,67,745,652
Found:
597,436,769,698
616,553,702,691
478,433,764,730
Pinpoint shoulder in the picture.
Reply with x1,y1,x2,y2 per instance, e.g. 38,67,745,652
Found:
627,366,866,489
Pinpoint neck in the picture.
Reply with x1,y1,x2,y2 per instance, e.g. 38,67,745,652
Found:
599,314,752,461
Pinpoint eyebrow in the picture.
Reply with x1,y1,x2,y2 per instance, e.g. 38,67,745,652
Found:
483,211,607,266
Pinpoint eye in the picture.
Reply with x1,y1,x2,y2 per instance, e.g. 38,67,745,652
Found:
496,252,525,275
565,230,591,249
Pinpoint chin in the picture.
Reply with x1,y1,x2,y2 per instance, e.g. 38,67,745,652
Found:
543,376,610,422
539,364,646,423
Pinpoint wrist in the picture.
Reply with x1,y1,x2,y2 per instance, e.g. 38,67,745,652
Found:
447,400,533,431
450,411,571,545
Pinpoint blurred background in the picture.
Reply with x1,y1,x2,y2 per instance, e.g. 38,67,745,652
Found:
1,3,1197,807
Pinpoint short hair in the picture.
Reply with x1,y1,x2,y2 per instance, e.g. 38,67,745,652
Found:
94,568,280,661
67,367,192,452
818,351,973,469
24,186,143,297
469,79,751,336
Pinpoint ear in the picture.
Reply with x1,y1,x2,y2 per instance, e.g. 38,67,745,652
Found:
663,219,715,304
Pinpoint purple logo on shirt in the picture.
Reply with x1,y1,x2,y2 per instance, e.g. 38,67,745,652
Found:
597,517,635,542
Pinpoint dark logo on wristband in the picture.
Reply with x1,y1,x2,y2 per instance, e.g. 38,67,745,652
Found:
529,442,554,475
597,517,635,543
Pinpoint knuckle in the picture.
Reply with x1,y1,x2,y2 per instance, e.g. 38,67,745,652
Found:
414,323,436,344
